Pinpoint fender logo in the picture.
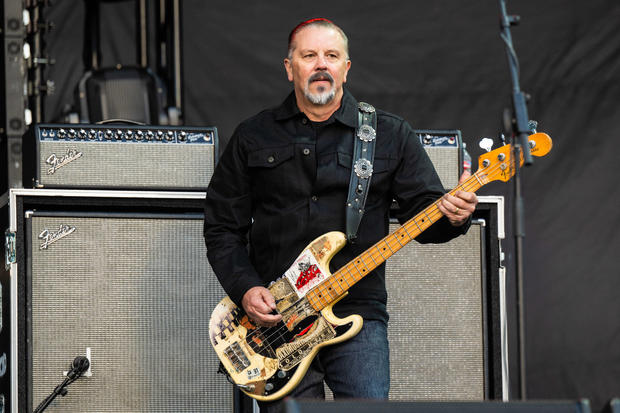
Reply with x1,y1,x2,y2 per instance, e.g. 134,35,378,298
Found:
187,133,210,142
39,224,76,250
46,149,83,174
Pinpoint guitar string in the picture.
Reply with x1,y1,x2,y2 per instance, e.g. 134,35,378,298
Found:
240,161,500,350
306,167,487,309
240,164,490,350
236,156,512,355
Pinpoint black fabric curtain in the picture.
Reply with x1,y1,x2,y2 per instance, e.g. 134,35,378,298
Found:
40,0,620,410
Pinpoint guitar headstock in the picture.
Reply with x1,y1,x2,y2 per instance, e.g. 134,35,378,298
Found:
477,133,552,183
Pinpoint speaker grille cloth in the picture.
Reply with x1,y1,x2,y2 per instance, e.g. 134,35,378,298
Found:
424,147,459,190
29,215,231,412
38,141,215,189
385,223,484,400
100,76,152,123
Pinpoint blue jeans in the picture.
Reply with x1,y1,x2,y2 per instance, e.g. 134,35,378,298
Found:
258,319,390,413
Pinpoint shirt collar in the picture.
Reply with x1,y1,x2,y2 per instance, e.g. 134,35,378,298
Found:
274,88,359,128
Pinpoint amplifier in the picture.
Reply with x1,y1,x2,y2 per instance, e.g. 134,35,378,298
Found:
5,189,234,413
24,123,218,190
322,197,506,402
416,129,463,190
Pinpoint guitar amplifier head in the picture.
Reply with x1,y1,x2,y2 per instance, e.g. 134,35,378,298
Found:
416,129,464,190
25,124,218,190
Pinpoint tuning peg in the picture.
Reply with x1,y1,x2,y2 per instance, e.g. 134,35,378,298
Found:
479,138,494,153
498,133,507,146
528,120,538,133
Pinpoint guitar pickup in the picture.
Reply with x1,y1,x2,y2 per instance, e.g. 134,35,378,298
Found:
224,342,251,373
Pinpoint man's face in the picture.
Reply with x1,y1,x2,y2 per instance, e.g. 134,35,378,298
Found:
284,25,351,106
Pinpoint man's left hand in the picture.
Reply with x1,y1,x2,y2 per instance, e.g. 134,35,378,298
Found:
438,171,478,226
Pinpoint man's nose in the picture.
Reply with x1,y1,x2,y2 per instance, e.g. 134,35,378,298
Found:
315,54,328,69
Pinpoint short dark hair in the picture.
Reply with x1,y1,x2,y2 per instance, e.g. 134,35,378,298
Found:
287,18,349,59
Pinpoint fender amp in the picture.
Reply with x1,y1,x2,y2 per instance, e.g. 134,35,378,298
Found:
24,124,218,190
5,189,233,412
416,129,464,190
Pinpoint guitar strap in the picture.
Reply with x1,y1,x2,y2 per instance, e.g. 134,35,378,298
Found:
346,102,377,243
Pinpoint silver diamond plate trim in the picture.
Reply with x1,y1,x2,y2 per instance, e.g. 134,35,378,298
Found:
358,102,375,113
354,158,373,179
357,124,376,142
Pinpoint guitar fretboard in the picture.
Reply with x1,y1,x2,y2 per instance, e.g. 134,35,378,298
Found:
305,170,487,311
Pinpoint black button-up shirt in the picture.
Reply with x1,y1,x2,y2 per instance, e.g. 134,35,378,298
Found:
204,89,468,322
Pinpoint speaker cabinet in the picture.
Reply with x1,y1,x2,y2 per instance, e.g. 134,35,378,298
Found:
386,219,488,400
6,189,233,413
5,190,506,412
320,198,506,402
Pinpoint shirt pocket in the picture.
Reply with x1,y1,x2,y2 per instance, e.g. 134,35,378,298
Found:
247,145,298,205
248,145,294,168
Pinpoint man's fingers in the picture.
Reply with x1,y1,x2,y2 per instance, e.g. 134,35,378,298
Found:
458,170,471,184
252,310,282,326
253,294,273,314
444,191,478,211
454,189,478,205
259,288,277,311
439,189,479,227
241,286,282,326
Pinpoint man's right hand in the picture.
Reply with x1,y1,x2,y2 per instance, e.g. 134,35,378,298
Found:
241,286,283,327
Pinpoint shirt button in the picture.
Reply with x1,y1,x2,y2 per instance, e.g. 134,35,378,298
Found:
303,148,310,155
301,118,308,125
267,156,275,163
311,195,318,202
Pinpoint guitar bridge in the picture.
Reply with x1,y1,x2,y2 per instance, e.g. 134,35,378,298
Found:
224,341,251,373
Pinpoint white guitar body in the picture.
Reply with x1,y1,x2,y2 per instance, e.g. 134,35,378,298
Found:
209,231,363,401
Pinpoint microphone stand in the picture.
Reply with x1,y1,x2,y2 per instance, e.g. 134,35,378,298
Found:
33,357,90,413
498,0,534,400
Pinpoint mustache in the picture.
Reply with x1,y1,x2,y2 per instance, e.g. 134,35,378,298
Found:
308,71,334,84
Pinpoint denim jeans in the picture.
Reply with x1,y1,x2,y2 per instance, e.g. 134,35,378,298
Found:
258,319,390,413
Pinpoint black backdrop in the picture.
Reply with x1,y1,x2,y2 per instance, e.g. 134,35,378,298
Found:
37,0,620,411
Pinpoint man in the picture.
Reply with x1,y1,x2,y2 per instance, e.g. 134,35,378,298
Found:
204,18,478,411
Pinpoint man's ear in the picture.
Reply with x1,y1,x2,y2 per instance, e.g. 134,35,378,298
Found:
343,59,351,83
284,58,294,82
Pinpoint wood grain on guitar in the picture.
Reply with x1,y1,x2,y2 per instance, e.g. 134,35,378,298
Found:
209,133,552,401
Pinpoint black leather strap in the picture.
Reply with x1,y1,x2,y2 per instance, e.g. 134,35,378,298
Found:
346,102,377,243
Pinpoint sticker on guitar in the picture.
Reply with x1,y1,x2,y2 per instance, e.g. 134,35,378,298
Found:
284,250,327,297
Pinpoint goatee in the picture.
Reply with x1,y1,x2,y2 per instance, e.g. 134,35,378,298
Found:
304,71,336,105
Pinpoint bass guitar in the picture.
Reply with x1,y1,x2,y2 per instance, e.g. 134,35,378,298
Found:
209,133,552,401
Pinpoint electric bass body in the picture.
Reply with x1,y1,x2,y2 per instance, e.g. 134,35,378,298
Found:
209,231,361,401
209,133,554,402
